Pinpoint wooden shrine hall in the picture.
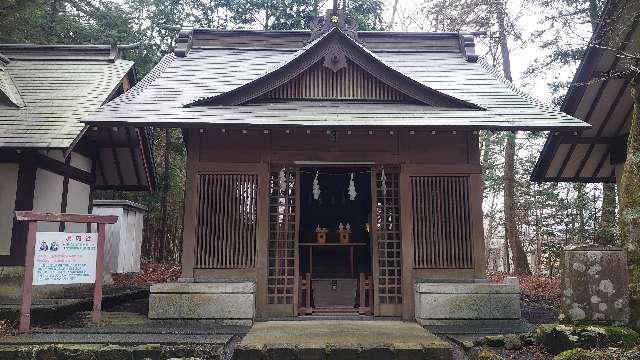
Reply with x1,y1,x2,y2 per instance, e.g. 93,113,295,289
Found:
86,6,588,324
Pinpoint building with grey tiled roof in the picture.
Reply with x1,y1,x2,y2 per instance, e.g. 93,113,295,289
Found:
84,6,588,328
0,44,156,267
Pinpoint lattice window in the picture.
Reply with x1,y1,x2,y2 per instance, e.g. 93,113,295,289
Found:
268,168,297,305
375,168,402,305
411,176,473,269
195,174,258,268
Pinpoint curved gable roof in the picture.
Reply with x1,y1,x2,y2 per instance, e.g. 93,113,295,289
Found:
187,28,481,109
88,29,588,131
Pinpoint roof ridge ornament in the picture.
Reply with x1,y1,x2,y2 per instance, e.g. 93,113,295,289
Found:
309,0,359,43
458,32,479,63
175,27,194,57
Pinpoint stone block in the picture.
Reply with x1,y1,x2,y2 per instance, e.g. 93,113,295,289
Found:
561,246,629,323
148,281,255,320
414,280,521,324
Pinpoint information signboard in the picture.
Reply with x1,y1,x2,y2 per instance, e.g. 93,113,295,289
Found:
33,232,97,285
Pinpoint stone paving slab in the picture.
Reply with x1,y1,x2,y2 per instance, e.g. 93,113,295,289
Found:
233,320,451,360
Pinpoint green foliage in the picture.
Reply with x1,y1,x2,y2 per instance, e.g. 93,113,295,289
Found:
523,0,606,101
554,348,600,360
473,348,502,360
603,326,640,348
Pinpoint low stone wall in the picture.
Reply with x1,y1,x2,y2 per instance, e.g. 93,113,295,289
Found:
148,282,255,324
415,278,521,326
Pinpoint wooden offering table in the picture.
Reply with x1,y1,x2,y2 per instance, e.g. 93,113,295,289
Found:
299,242,366,277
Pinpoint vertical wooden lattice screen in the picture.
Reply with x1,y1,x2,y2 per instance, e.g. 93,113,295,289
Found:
267,168,297,306
375,168,402,306
411,176,473,269
195,174,258,268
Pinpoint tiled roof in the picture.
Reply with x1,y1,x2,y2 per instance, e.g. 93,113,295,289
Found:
88,29,588,131
0,54,24,108
0,44,133,148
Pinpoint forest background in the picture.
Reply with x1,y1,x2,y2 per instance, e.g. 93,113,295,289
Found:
0,0,613,276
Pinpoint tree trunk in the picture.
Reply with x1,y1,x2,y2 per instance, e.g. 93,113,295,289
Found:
502,236,510,273
588,0,601,32
496,0,512,83
388,0,399,30
159,128,171,262
602,183,616,225
481,132,493,266
504,132,531,275
620,85,640,286
496,0,530,275
534,211,542,274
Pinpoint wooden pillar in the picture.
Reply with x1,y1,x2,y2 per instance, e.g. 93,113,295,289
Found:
470,173,486,278
180,129,199,280
399,165,415,320
255,162,270,320
3,153,37,266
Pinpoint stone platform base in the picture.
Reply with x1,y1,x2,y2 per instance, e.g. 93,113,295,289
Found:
415,278,521,327
233,320,451,360
149,282,255,323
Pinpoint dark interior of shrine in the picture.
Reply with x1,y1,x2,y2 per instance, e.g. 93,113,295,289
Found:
299,167,372,281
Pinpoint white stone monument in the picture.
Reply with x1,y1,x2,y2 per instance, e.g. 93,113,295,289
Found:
92,200,146,273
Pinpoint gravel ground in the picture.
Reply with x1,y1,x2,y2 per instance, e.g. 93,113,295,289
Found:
494,345,553,360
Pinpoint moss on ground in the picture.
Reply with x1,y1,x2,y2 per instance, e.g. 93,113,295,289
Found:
471,347,502,360
553,348,601,360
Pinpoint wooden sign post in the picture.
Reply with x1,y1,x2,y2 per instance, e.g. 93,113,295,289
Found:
15,211,118,332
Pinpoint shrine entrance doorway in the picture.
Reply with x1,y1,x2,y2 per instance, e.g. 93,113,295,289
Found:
297,167,373,317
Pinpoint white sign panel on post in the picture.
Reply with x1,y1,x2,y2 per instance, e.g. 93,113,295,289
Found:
33,232,98,285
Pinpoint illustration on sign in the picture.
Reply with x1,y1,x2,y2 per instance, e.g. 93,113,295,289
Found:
33,232,97,285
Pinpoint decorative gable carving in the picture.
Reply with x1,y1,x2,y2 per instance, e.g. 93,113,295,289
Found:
255,59,414,102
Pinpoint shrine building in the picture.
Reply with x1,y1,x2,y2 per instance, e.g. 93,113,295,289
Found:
86,8,588,324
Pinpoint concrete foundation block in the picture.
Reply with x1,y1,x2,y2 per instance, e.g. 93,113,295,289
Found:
148,281,255,320
561,246,629,323
414,279,521,325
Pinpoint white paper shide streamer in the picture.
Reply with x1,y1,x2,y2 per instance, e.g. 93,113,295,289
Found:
278,168,287,193
348,173,357,200
313,171,321,200
381,166,387,196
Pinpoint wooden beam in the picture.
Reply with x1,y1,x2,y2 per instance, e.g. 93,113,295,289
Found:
15,211,117,224
125,127,143,186
107,128,126,186
573,79,630,179
593,105,633,178
33,153,94,184
94,184,150,191
58,155,71,232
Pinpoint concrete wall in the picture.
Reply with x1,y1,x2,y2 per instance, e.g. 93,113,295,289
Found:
65,179,91,232
32,168,63,231
0,164,19,255
92,200,146,273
